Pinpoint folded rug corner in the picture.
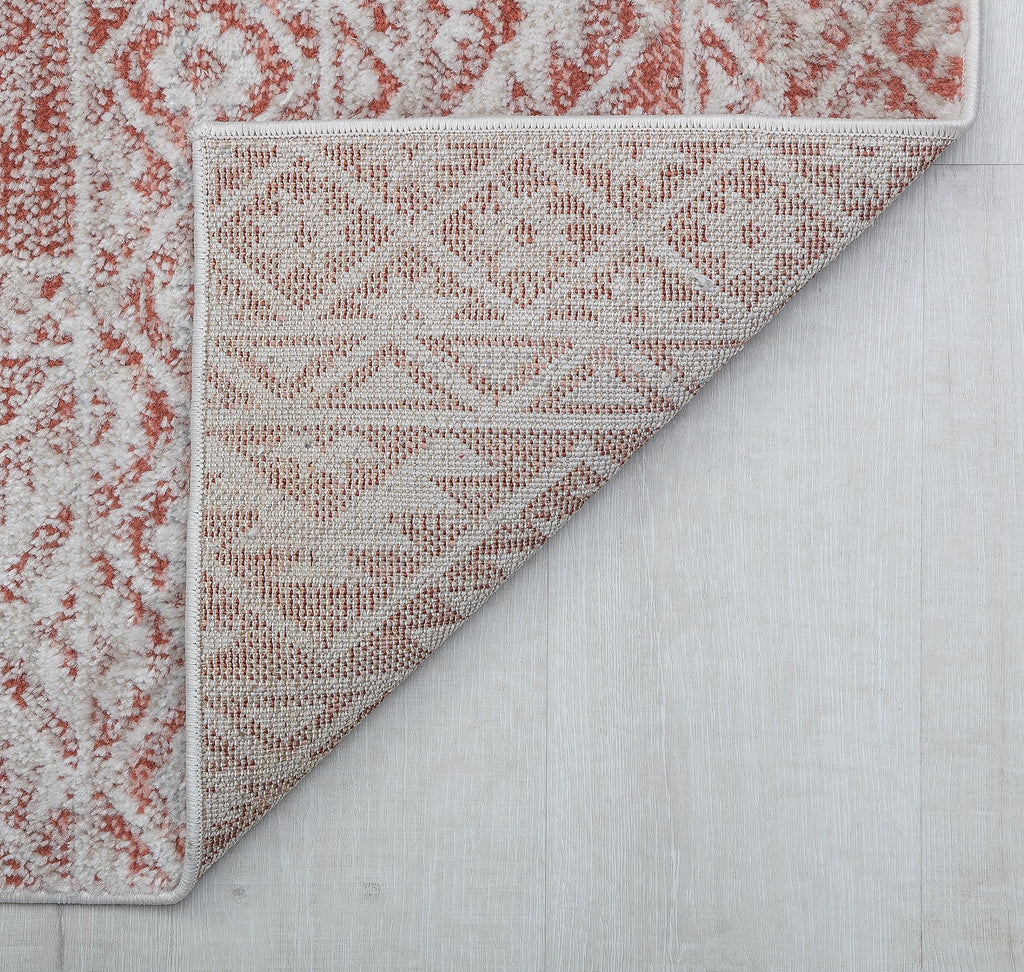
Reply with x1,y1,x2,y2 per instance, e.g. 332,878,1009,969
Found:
0,0,979,902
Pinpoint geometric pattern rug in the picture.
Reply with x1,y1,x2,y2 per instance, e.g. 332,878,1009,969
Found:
1,0,978,901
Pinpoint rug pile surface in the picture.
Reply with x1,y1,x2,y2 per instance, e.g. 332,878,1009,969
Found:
0,0,976,901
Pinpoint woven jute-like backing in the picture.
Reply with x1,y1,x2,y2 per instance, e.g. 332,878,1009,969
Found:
0,0,976,900
193,123,950,869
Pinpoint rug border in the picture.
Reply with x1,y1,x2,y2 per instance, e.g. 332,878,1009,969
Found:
4,0,980,904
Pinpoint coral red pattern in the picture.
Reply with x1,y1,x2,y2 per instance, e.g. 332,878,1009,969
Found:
0,0,969,896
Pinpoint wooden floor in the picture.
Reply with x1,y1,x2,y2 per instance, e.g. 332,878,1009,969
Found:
4,11,1022,971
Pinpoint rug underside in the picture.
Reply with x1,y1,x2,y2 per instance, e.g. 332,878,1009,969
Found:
0,0,976,902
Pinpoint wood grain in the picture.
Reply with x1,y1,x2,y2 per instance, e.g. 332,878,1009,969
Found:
0,907,61,971
920,164,1024,969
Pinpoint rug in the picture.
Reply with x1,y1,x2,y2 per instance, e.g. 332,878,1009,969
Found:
0,0,978,902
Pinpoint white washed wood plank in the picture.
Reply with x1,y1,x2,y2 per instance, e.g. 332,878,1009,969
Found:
921,163,1024,969
543,184,929,969
0,906,61,971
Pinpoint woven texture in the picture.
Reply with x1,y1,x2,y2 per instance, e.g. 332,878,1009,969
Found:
194,124,948,867
0,0,970,898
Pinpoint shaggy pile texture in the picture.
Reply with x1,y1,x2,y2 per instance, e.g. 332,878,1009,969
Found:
0,0,972,900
